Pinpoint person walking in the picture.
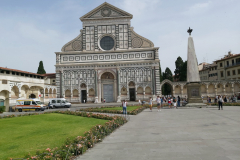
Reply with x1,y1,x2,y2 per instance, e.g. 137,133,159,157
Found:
173,96,177,109
168,97,172,109
177,96,180,107
122,100,127,115
161,96,164,108
224,96,227,102
218,95,223,110
149,97,153,111
138,99,141,106
156,96,161,112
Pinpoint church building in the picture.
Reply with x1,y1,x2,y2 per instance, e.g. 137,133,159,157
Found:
55,2,160,103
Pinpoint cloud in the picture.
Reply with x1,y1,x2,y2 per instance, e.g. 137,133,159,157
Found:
183,1,212,16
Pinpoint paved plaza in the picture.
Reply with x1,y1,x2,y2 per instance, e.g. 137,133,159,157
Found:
76,106,240,160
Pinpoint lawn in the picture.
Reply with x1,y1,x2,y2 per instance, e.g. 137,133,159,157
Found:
96,105,142,111
0,113,108,160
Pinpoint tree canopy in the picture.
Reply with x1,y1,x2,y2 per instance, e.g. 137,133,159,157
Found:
174,57,184,81
37,61,46,74
179,61,187,81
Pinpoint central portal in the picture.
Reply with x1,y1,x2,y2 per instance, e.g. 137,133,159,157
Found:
101,72,115,103
103,84,114,102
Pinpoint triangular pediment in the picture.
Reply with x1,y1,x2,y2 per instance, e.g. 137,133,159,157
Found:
80,2,133,21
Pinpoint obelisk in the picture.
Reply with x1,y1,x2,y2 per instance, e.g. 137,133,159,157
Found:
186,27,206,107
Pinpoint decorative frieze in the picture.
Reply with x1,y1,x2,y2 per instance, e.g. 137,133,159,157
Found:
61,51,154,63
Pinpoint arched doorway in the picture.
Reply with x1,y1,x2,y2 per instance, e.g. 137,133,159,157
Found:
129,81,135,101
80,83,87,103
101,72,115,102
29,94,36,98
161,79,173,96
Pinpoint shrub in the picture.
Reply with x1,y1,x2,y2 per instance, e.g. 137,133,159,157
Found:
0,106,5,113
79,106,146,115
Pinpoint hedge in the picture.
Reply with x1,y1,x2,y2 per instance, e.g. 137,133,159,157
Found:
79,106,146,115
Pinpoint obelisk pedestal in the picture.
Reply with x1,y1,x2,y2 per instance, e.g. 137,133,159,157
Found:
185,28,207,107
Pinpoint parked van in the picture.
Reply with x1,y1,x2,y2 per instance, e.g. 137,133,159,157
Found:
49,98,71,108
14,99,45,112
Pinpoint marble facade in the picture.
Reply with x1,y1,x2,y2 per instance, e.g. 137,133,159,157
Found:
55,2,160,103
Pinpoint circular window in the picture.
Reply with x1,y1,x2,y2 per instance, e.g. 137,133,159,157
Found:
100,36,114,50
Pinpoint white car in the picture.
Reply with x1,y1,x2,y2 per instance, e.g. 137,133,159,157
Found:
49,98,71,108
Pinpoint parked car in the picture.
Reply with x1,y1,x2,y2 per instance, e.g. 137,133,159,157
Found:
14,99,45,112
49,98,71,108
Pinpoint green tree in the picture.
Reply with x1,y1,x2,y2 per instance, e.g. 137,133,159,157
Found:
37,61,46,74
162,67,173,95
174,57,184,81
159,62,163,82
179,61,187,81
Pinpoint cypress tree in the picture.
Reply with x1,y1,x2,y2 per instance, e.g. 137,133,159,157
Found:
159,61,163,82
174,56,184,81
179,61,187,81
37,61,46,74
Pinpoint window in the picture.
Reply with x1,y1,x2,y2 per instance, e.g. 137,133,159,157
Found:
220,63,222,67
0,70,4,73
24,101,31,105
52,100,56,103
100,36,114,50
57,100,61,103
232,59,235,65
32,101,37,105
221,71,223,77
227,71,230,76
53,80,55,82
16,72,19,75
236,58,240,63
12,72,15,75
238,69,240,74
227,61,229,67
233,70,236,75
6,71,10,74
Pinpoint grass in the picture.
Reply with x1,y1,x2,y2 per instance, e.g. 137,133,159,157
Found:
96,105,142,111
0,113,108,160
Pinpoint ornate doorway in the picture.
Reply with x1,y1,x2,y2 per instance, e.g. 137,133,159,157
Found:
100,71,116,102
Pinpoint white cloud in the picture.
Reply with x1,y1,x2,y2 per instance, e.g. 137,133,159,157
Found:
183,1,212,16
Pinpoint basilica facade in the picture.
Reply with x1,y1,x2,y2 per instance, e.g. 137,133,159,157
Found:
55,2,160,103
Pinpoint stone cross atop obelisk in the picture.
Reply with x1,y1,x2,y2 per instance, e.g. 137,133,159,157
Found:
187,27,200,83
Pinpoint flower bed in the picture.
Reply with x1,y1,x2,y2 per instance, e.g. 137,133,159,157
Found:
206,102,240,106
79,105,146,115
6,111,127,160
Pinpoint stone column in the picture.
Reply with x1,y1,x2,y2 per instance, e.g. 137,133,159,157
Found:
117,68,121,102
70,72,72,102
126,71,129,100
172,85,175,97
215,84,217,96
223,84,226,95
231,83,235,95
98,79,101,103
94,69,98,103
181,85,184,98
152,67,155,95
206,84,209,95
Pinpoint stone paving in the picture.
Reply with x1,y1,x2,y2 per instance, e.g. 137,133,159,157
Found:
75,106,240,160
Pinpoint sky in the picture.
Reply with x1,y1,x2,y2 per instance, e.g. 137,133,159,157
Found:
0,0,240,74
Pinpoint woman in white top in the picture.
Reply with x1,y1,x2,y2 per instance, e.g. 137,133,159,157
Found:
138,99,141,106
